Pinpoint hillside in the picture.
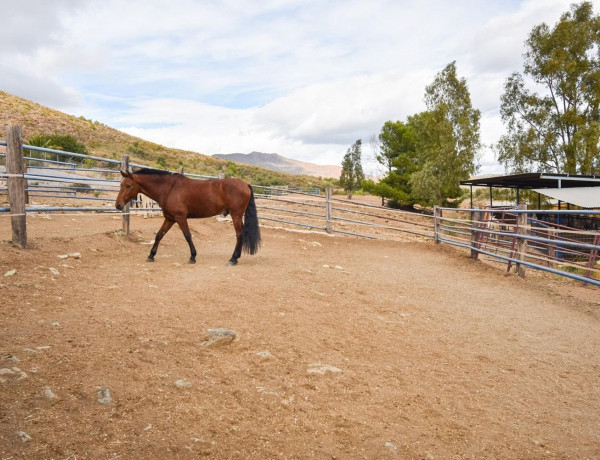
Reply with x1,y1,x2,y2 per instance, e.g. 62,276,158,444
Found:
0,91,334,187
214,152,341,178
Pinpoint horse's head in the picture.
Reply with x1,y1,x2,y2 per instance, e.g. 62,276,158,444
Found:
115,171,141,210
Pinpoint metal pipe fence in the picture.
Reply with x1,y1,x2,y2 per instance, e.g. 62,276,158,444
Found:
434,206,600,287
4,138,598,287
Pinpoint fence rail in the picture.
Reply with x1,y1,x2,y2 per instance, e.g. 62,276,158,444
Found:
434,206,600,287
2,128,599,286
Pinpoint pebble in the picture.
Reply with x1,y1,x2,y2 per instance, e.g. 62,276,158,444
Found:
49,267,60,276
97,388,112,404
1,354,19,363
199,328,237,347
175,379,193,388
256,351,273,358
44,387,56,399
0,367,28,383
4,269,16,277
307,364,342,375
57,252,81,259
384,442,398,453
16,431,31,443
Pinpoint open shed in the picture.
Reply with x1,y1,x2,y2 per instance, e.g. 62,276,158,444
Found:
460,173,600,209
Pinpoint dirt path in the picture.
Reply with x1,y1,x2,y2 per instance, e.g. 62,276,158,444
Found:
1,213,599,459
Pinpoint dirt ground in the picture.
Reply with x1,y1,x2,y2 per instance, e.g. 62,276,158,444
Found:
1,210,599,459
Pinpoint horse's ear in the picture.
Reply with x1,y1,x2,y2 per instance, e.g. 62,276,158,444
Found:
120,170,132,178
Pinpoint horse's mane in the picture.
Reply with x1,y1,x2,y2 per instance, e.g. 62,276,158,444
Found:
134,168,174,176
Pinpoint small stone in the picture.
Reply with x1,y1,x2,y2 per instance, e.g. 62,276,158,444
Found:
51,322,60,327
4,269,16,277
256,351,273,358
307,364,342,375
44,387,56,399
144,424,152,431
175,379,193,388
199,328,237,347
16,431,31,443
49,267,60,276
1,354,19,363
322,264,330,268
334,265,343,270
97,388,112,404
385,442,398,453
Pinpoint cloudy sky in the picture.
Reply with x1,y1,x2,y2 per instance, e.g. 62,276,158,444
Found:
1,0,588,175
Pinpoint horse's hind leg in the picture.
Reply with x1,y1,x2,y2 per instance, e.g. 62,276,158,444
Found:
227,215,244,266
176,218,197,264
147,218,174,262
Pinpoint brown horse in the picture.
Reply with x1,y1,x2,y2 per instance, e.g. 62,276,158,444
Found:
115,169,261,265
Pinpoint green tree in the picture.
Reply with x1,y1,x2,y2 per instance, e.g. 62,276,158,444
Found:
339,139,365,199
410,62,481,207
362,120,418,207
496,1,600,174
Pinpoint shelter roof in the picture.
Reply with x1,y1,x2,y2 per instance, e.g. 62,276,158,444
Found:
533,187,600,209
460,173,600,189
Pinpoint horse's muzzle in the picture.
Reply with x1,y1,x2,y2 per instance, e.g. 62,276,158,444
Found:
116,203,123,211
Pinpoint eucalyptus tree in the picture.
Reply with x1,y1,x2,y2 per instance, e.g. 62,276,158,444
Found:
497,1,600,174
409,61,481,206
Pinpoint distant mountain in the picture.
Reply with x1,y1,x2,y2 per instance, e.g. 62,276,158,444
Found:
213,152,341,178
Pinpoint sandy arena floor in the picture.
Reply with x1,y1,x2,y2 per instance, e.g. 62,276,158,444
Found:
1,212,599,459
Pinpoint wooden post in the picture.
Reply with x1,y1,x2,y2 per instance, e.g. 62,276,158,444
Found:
325,187,332,233
433,206,441,244
177,166,184,174
470,210,481,260
121,154,130,236
515,203,528,278
6,126,27,248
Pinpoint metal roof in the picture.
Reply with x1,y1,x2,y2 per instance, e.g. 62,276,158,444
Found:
460,173,600,189
533,187,600,209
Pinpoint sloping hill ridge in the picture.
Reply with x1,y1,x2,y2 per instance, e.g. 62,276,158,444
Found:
0,91,332,187
214,152,341,178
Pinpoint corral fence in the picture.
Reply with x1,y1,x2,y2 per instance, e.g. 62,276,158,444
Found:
434,205,600,287
1,125,599,287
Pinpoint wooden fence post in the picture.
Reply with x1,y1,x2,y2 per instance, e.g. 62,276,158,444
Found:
325,187,332,233
515,203,528,278
433,206,441,244
6,125,27,249
121,154,130,236
470,210,481,260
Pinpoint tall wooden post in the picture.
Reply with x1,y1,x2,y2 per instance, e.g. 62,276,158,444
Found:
6,126,27,248
515,203,528,278
325,187,332,233
121,154,130,236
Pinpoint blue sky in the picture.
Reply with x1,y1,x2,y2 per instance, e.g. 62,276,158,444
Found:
1,0,589,175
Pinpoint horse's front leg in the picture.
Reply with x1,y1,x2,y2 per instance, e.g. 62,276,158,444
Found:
148,219,174,262
176,218,197,264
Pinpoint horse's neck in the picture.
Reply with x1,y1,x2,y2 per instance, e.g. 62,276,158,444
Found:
137,175,175,204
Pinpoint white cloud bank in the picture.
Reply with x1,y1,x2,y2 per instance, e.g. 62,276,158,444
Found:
0,0,585,174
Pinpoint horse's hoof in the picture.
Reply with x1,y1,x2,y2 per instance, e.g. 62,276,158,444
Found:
226,260,238,267
146,258,154,263
188,259,196,264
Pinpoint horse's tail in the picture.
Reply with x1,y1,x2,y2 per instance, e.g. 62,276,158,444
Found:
242,185,261,255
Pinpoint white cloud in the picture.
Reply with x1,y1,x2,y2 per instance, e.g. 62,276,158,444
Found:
0,0,587,175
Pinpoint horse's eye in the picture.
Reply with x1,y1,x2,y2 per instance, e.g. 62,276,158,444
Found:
126,184,131,188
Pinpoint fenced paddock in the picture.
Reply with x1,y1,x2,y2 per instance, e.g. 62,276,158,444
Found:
2,127,599,286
